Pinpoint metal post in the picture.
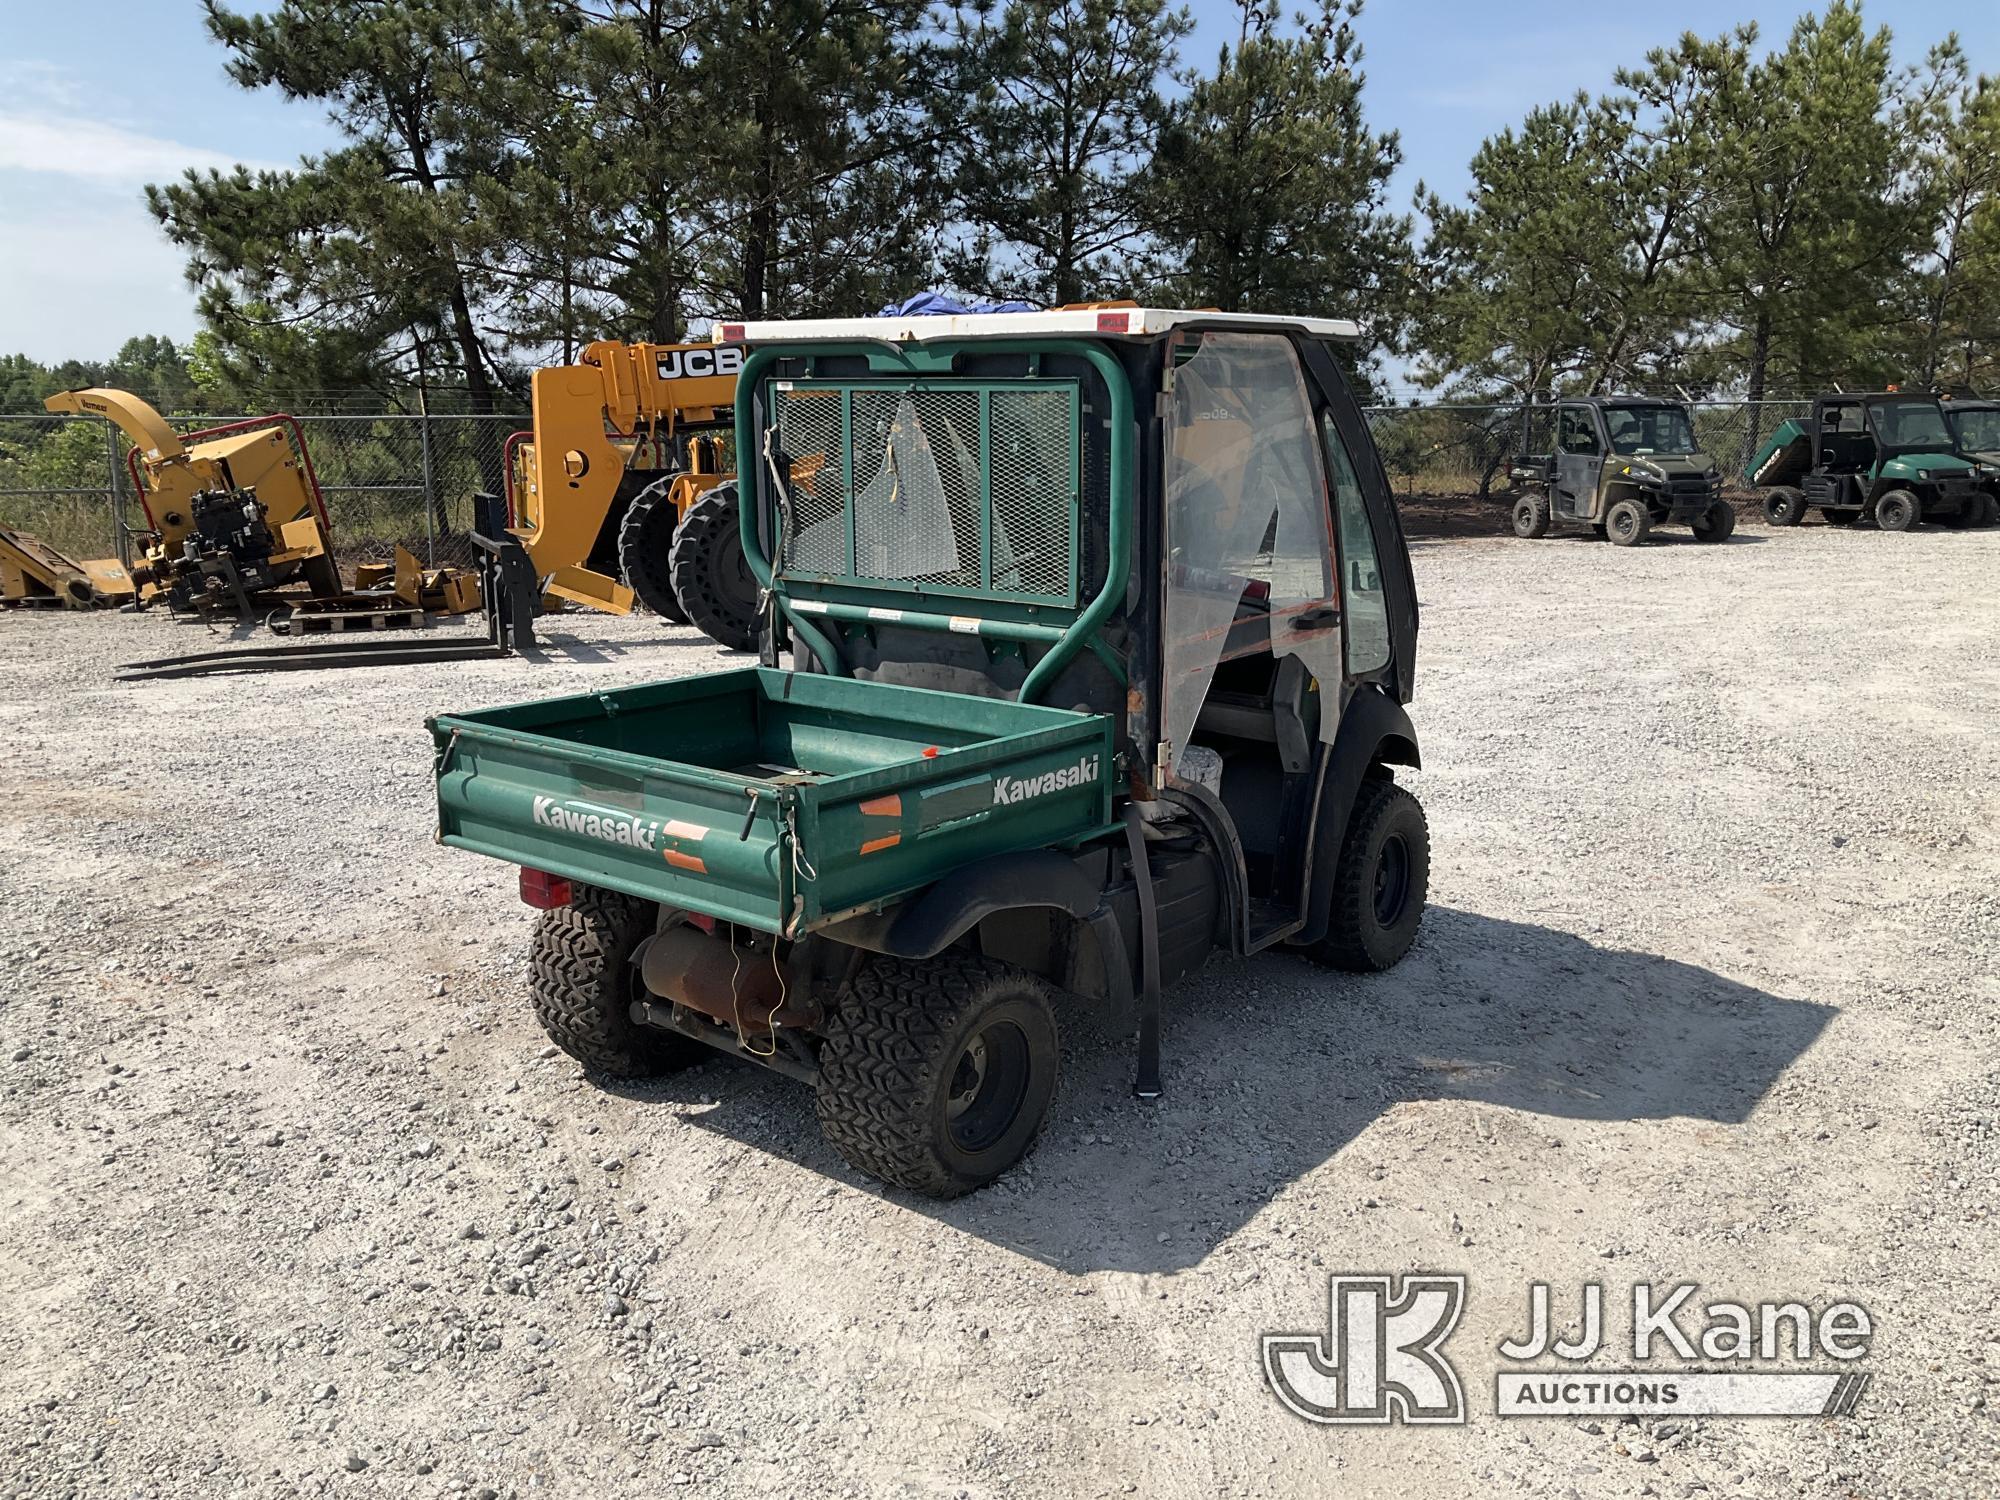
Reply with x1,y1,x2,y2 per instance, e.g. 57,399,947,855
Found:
417,389,439,567
103,421,130,570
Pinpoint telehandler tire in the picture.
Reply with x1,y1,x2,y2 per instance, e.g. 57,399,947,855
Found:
815,953,1060,1198
1305,777,1430,974
1605,497,1651,546
616,475,691,623
529,885,696,1079
1511,492,1551,539
1690,500,1736,543
1763,487,1807,526
1874,489,1920,532
669,483,759,652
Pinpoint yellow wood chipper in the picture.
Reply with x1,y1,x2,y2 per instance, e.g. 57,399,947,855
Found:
41,388,340,618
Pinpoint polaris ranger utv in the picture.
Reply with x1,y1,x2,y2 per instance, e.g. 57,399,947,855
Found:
1748,392,1990,530
1942,398,2000,526
1508,397,1735,546
431,307,1426,1197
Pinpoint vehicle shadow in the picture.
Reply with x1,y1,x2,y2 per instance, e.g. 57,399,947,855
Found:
617,905,1834,1275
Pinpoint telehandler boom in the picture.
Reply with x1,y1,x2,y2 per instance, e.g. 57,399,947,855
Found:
506,340,759,649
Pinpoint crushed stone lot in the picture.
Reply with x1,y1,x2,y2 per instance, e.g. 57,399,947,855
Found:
1,522,1995,1499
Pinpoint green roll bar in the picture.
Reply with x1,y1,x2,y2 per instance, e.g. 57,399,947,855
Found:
731,338,1133,703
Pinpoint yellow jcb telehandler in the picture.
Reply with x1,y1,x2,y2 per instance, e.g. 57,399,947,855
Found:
503,339,761,650
42,388,340,618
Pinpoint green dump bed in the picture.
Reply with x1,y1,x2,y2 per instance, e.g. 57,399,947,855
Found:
1746,419,1812,487
431,668,1114,935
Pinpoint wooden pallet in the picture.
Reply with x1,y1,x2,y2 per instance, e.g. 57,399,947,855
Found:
272,604,426,636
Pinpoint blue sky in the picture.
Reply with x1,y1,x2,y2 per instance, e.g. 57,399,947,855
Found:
1,0,1993,368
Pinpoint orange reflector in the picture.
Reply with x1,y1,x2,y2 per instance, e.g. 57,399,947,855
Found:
859,834,902,855
665,849,707,873
519,868,572,909
922,746,940,758
859,794,902,817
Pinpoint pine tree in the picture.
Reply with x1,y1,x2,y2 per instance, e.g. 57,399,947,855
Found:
147,0,519,412
687,0,945,318
1140,0,1409,363
1412,96,1634,398
946,0,1190,306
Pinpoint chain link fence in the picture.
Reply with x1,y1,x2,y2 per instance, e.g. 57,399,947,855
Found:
1,400,1826,568
0,411,525,569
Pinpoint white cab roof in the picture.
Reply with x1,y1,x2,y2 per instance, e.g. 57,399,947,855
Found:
715,307,1362,344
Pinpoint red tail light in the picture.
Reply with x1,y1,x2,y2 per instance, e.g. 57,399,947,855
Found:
519,868,572,909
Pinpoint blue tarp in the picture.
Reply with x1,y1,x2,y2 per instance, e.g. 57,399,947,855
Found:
874,292,1037,317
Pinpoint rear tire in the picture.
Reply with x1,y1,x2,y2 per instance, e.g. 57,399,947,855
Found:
1605,497,1651,546
1305,777,1430,973
529,886,696,1078
669,483,760,652
1874,488,1920,532
815,953,1060,1198
1690,500,1736,543
1763,487,1807,526
616,474,691,623
1511,492,1551,539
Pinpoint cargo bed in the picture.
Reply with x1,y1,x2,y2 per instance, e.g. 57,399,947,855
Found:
431,668,1114,934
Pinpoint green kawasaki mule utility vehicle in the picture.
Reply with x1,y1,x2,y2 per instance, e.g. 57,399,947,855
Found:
1509,396,1735,546
431,307,1427,1197
1748,392,1995,530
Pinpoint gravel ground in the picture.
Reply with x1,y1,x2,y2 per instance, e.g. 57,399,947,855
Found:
1,523,1995,1499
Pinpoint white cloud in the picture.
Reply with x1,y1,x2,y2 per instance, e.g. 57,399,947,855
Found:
0,112,287,186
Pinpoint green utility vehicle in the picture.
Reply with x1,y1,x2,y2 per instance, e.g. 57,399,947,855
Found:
1943,398,2000,525
432,307,1427,1197
1747,392,1992,530
1509,397,1735,546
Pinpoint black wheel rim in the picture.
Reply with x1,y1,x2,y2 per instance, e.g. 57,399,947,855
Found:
1613,511,1636,541
1373,833,1412,926
944,1020,1032,1154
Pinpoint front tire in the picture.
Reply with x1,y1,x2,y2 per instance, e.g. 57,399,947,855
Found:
1763,487,1806,526
529,886,696,1078
1690,500,1736,543
668,483,760,652
1305,777,1430,973
1875,488,1920,532
1512,492,1551,539
815,953,1060,1198
1605,497,1651,546
616,474,691,623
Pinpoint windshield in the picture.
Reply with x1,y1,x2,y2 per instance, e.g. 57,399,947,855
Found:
1946,406,2000,453
1871,399,1953,449
1604,405,1696,456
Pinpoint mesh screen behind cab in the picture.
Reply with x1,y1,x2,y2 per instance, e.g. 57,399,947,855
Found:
772,380,1079,605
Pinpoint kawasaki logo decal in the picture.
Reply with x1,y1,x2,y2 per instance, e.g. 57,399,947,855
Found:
533,795,659,851
992,754,1100,807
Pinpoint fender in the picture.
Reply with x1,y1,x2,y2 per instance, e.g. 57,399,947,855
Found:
1291,685,1420,948
818,848,1104,960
